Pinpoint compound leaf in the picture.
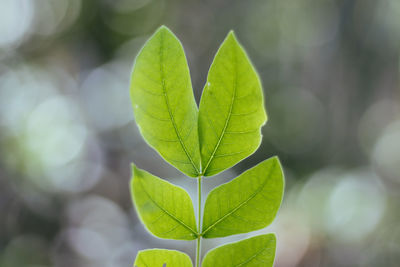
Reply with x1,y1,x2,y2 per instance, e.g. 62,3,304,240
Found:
131,164,197,240
134,249,193,267
202,157,284,238
202,234,276,267
130,26,201,177
198,31,267,177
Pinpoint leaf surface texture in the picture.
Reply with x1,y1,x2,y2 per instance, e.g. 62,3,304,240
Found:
130,26,201,177
131,165,197,240
134,249,193,267
198,32,267,176
202,157,284,238
202,234,276,267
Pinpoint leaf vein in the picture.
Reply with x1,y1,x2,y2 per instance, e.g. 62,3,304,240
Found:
138,176,197,237
158,31,200,175
202,161,275,236
202,48,238,175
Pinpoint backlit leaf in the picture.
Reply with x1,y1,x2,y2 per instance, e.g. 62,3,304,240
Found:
134,249,193,267
131,164,198,240
130,26,201,177
202,234,276,267
198,31,267,176
202,157,284,238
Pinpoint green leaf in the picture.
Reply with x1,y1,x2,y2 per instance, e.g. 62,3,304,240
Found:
134,249,193,267
130,26,201,177
202,157,284,238
131,164,198,240
202,234,276,267
198,31,267,177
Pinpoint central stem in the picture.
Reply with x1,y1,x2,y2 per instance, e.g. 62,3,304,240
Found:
196,176,202,267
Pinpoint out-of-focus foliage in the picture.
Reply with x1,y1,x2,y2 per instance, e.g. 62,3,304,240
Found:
0,0,399,267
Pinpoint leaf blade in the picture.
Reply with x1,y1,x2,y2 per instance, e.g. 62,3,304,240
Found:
131,164,198,240
202,234,276,267
202,157,284,238
130,26,201,177
134,249,193,267
198,31,267,176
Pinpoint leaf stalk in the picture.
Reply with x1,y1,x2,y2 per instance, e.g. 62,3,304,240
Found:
196,176,202,267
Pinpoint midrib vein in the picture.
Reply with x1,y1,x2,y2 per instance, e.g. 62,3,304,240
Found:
202,161,275,235
159,31,200,175
202,46,238,175
138,177,197,237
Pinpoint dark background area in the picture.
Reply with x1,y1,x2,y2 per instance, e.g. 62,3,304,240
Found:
0,0,399,266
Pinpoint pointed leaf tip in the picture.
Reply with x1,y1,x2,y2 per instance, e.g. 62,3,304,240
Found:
155,25,172,35
131,163,136,171
227,30,236,38
270,155,280,164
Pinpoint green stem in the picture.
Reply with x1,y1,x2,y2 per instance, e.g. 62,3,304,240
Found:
196,176,202,267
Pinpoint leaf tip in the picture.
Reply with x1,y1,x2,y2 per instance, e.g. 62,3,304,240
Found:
154,25,174,37
269,156,285,197
268,232,277,242
131,163,143,184
131,162,138,174
226,30,238,42
130,163,138,190
157,25,167,31
270,155,280,164
270,156,284,177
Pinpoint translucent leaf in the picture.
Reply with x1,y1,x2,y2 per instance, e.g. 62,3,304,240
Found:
202,234,276,267
198,31,267,176
134,249,193,267
131,164,198,240
202,157,284,238
130,26,201,177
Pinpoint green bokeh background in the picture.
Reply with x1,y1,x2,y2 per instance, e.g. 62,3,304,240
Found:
1,0,399,266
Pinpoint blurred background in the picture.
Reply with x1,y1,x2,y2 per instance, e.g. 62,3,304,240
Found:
0,0,399,266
